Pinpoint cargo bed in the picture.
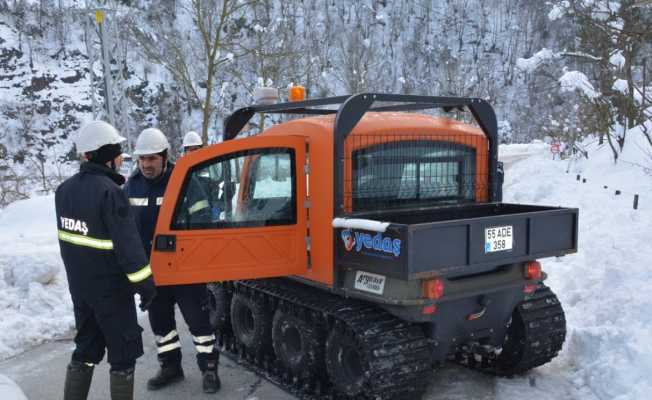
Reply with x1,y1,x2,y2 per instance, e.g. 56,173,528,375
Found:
335,203,578,280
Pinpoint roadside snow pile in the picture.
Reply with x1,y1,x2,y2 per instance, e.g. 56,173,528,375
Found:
499,140,548,157
0,195,73,360
0,374,27,400
501,131,652,400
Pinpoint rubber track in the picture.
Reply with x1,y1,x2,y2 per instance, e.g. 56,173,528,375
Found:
215,278,433,400
454,285,566,376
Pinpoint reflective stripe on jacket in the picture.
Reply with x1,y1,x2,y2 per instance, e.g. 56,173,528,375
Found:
55,162,151,300
123,162,174,256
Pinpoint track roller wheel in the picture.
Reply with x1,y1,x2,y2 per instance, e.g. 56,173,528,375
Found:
230,292,272,353
272,308,324,377
325,327,366,396
492,285,566,376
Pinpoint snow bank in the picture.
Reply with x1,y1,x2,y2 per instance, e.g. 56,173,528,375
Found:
502,130,652,400
0,195,73,360
0,374,27,400
499,140,548,157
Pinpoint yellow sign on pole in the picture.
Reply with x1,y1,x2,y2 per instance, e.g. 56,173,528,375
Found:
95,10,104,24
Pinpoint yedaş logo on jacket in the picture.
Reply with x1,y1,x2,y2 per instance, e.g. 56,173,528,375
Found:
60,217,89,235
340,229,401,258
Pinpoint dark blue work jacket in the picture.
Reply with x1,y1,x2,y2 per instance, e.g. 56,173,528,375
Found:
55,162,151,300
123,162,174,257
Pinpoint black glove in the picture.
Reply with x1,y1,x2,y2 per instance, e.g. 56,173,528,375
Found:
133,277,157,311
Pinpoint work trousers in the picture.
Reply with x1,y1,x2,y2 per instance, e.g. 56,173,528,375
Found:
71,290,143,371
148,283,218,371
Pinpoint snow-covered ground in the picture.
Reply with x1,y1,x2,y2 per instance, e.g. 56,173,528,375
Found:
500,131,652,400
0,374,26,400
0,195,74,359
0,133,651,399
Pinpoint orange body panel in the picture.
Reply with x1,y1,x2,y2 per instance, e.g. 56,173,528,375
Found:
152,135,308,286
260,112,489,287
152,112,489,288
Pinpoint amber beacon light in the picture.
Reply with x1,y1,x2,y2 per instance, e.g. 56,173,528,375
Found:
288,85,306,102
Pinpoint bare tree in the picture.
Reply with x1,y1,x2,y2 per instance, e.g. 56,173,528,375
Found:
130,0,257,144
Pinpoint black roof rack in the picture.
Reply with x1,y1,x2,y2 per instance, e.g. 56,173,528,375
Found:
222,93,499,213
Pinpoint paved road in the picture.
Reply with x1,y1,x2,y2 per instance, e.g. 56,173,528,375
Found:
0,303,508,400
0,310,292,400
0,322,502,400
0,308,545,400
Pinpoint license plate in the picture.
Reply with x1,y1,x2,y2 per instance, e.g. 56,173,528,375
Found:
485,225,513,253
354,271,386,295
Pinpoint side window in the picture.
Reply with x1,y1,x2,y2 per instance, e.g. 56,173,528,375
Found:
172,148,296,230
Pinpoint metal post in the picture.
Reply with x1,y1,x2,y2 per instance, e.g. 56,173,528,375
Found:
84,16,98,119
97,10,115,126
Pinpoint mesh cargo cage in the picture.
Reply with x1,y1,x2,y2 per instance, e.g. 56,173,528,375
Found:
224,93,501,216
346,132,490,212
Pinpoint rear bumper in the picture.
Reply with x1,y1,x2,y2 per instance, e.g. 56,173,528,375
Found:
337,263,541,362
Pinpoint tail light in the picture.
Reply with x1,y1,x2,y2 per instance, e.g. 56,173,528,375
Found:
421,304,437,315
525,261,542,280
423,278,445,300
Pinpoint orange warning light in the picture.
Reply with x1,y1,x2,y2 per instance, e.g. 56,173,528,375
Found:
288,85,306,102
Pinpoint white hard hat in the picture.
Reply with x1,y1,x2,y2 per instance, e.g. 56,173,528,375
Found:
182,131,203,148
75,121,126,154
133,128,170,155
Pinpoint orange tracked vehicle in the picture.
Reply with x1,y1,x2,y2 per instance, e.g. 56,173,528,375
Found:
151,93,577,399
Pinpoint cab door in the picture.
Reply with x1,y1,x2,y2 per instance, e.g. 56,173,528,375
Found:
151,135,307,286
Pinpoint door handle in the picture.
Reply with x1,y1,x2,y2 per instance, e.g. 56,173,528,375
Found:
155,235,176,252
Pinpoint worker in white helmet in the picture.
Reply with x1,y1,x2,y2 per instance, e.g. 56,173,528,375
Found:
182,131,203,153
56,121,156,400
123,128,220,393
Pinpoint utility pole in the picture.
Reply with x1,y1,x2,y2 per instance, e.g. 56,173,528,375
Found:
96,10,116,127
83,15,99,119
76,5,132,150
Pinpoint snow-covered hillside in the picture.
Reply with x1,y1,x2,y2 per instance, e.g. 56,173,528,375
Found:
0,135,651,399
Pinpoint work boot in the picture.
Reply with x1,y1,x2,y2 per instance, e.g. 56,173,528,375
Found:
147,363,184,390
110,368,134,400
202,361,221,394
63,360,94,400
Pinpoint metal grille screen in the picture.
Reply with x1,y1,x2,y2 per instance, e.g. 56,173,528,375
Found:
347,135,488,212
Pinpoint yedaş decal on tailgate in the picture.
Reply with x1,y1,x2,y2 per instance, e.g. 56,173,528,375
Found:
341,229,401,258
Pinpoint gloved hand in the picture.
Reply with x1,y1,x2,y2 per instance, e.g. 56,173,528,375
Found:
133,277,157,311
